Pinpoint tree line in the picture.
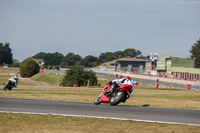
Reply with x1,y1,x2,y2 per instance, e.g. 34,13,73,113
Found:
32,48,144,68
190,38,200,68
0,42,13,66
1,38,200,68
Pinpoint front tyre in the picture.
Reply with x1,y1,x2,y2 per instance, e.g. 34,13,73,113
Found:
110,91,125,106
3,87,7,91
3,84,8,91
94,93,102,105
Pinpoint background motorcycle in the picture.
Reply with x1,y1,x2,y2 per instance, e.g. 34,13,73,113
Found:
94,82,132,106
3,79,17,91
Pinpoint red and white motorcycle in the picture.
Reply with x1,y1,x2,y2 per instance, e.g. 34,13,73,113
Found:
94,80,133,106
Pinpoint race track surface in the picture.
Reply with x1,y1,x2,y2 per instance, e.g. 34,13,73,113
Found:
0,97,200,126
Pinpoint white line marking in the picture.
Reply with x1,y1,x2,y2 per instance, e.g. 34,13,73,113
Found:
0,111,199,127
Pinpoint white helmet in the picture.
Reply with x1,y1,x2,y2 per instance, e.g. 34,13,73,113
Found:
14,75,18,79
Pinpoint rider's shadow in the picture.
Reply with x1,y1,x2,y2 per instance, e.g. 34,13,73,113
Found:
114,104,150,108
141,104,150,107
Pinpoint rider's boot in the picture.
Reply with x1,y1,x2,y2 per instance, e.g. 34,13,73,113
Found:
127,91,131,99
110,85,115,93
127,89,133,99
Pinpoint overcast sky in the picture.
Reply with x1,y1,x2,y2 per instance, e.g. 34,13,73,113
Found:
0,0,200,61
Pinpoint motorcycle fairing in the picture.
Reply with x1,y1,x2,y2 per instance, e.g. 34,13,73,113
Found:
100,83,110,103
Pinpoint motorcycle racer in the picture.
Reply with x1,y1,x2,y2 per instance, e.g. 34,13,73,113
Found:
8,75,18,87
94,76,135,105
107,76,134,98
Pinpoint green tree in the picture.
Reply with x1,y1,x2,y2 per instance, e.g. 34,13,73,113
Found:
80,55,99,67
99,52,114,63
60,52,82,67
113,51,124,59
0,43,3,65
20,58,40,77
190,38,200,68
98,48,142,63
32,52,46,60
32,52,64,66
11,59,20,67
123,48,141,58
0,42,13,65
60,66,97,87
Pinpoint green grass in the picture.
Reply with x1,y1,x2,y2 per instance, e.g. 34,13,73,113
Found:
0,75,12,85
0,67,19,73
97,75,115,81
31,72,63,86
1,113,199,133
18,80,38,86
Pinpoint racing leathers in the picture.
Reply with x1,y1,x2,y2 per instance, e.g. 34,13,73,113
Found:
108,77,134,98
8,75,18,87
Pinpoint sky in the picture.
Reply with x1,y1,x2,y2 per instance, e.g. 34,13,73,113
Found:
0,0,200,62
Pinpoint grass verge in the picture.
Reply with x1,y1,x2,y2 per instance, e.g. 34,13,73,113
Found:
31,72,63,86
0,113,199,133
0,67,19,74
0,75,12,85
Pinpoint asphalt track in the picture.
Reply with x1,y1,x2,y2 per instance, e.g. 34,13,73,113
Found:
0,97,200,126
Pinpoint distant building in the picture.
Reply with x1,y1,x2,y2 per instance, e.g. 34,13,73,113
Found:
145,59,157,74
104,55,200,81
157,56,200,80
145,53,159,75
115,58,146,73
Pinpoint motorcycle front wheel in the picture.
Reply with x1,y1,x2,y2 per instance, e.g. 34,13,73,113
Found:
94,93,102,105
110,91,125,106
3,84,8,91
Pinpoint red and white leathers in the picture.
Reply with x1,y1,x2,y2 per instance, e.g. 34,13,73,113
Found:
112,78,133,88
110,77,134,97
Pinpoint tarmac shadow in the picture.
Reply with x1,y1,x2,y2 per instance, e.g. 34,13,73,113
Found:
141,104,150,107
113,104,150,108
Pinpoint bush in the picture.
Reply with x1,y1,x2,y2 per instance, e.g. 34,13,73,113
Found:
19,58,40,77
60,66,97,87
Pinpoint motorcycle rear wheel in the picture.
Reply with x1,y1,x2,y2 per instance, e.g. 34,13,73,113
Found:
110,91,125,106
8,86,13,91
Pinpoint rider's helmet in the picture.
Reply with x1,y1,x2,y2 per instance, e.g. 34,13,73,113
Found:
124,76,131,80
14,75,18,79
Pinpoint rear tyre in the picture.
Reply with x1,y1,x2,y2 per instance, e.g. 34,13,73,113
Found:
8,86,13,91
110,91,125,106
94,93,102,105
